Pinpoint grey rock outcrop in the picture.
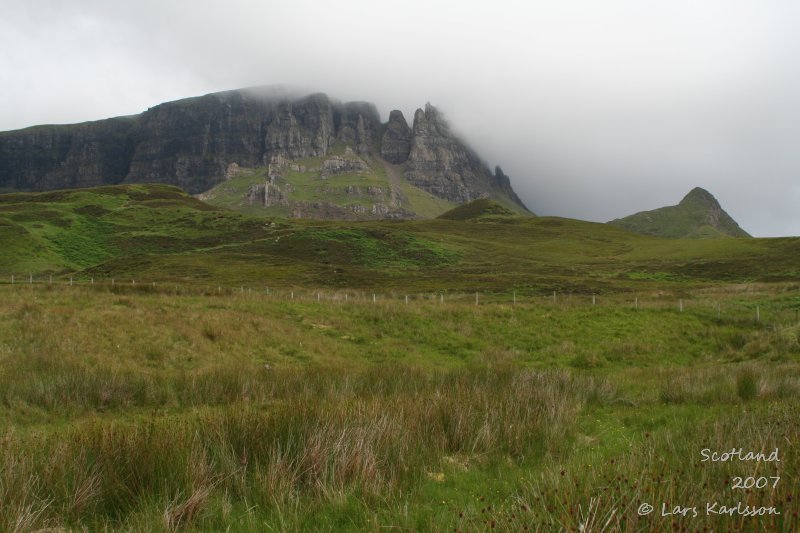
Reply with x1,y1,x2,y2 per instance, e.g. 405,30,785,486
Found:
126,91,337,193
1,90,347,194
0,117,135,190
335,102,380,156
379,110,412,164
404,104,525,207
320,156,370,178
245,182,288,207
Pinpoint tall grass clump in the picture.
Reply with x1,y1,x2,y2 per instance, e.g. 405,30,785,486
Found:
736,367,759,401
656,363,799,405
0,365,588,530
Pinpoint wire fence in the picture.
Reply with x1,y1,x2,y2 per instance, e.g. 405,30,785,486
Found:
2,274,799,329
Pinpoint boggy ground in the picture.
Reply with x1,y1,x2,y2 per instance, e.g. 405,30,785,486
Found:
0,284,797,531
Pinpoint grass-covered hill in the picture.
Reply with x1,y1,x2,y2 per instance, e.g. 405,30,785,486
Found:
1,184,797,291
436,198,517,220
609,187,751,238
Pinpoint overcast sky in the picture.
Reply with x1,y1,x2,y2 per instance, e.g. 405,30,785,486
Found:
2,0,799,236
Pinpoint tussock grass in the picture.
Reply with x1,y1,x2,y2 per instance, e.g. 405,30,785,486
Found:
502,403,798,531
0,286,797,529
657,364,800,405
0,366,589,530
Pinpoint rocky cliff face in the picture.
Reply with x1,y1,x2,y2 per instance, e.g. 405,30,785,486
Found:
125,91,342,193
379,110,412,164
335,102,381,156
0,117,135,190
0,88,528,214
404,104,525,206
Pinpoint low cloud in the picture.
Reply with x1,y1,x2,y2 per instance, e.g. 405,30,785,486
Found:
1,0,798,236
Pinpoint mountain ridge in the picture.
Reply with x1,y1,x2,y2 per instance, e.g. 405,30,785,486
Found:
0,88,528,219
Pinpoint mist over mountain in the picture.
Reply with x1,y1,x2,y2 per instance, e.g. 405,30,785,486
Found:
0,88,526,220
2,1,799,234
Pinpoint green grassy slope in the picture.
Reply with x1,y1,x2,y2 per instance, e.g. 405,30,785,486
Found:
0,184,258,273
196,149,467,219
609,187,751,238
1,184,797,291
437,198,516,220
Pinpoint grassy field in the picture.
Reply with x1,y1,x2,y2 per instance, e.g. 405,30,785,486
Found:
2,184,799,292
0,284,797,531
196,153,460,220
0,185,798,530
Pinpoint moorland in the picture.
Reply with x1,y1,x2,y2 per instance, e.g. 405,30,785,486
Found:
0,184,797,531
